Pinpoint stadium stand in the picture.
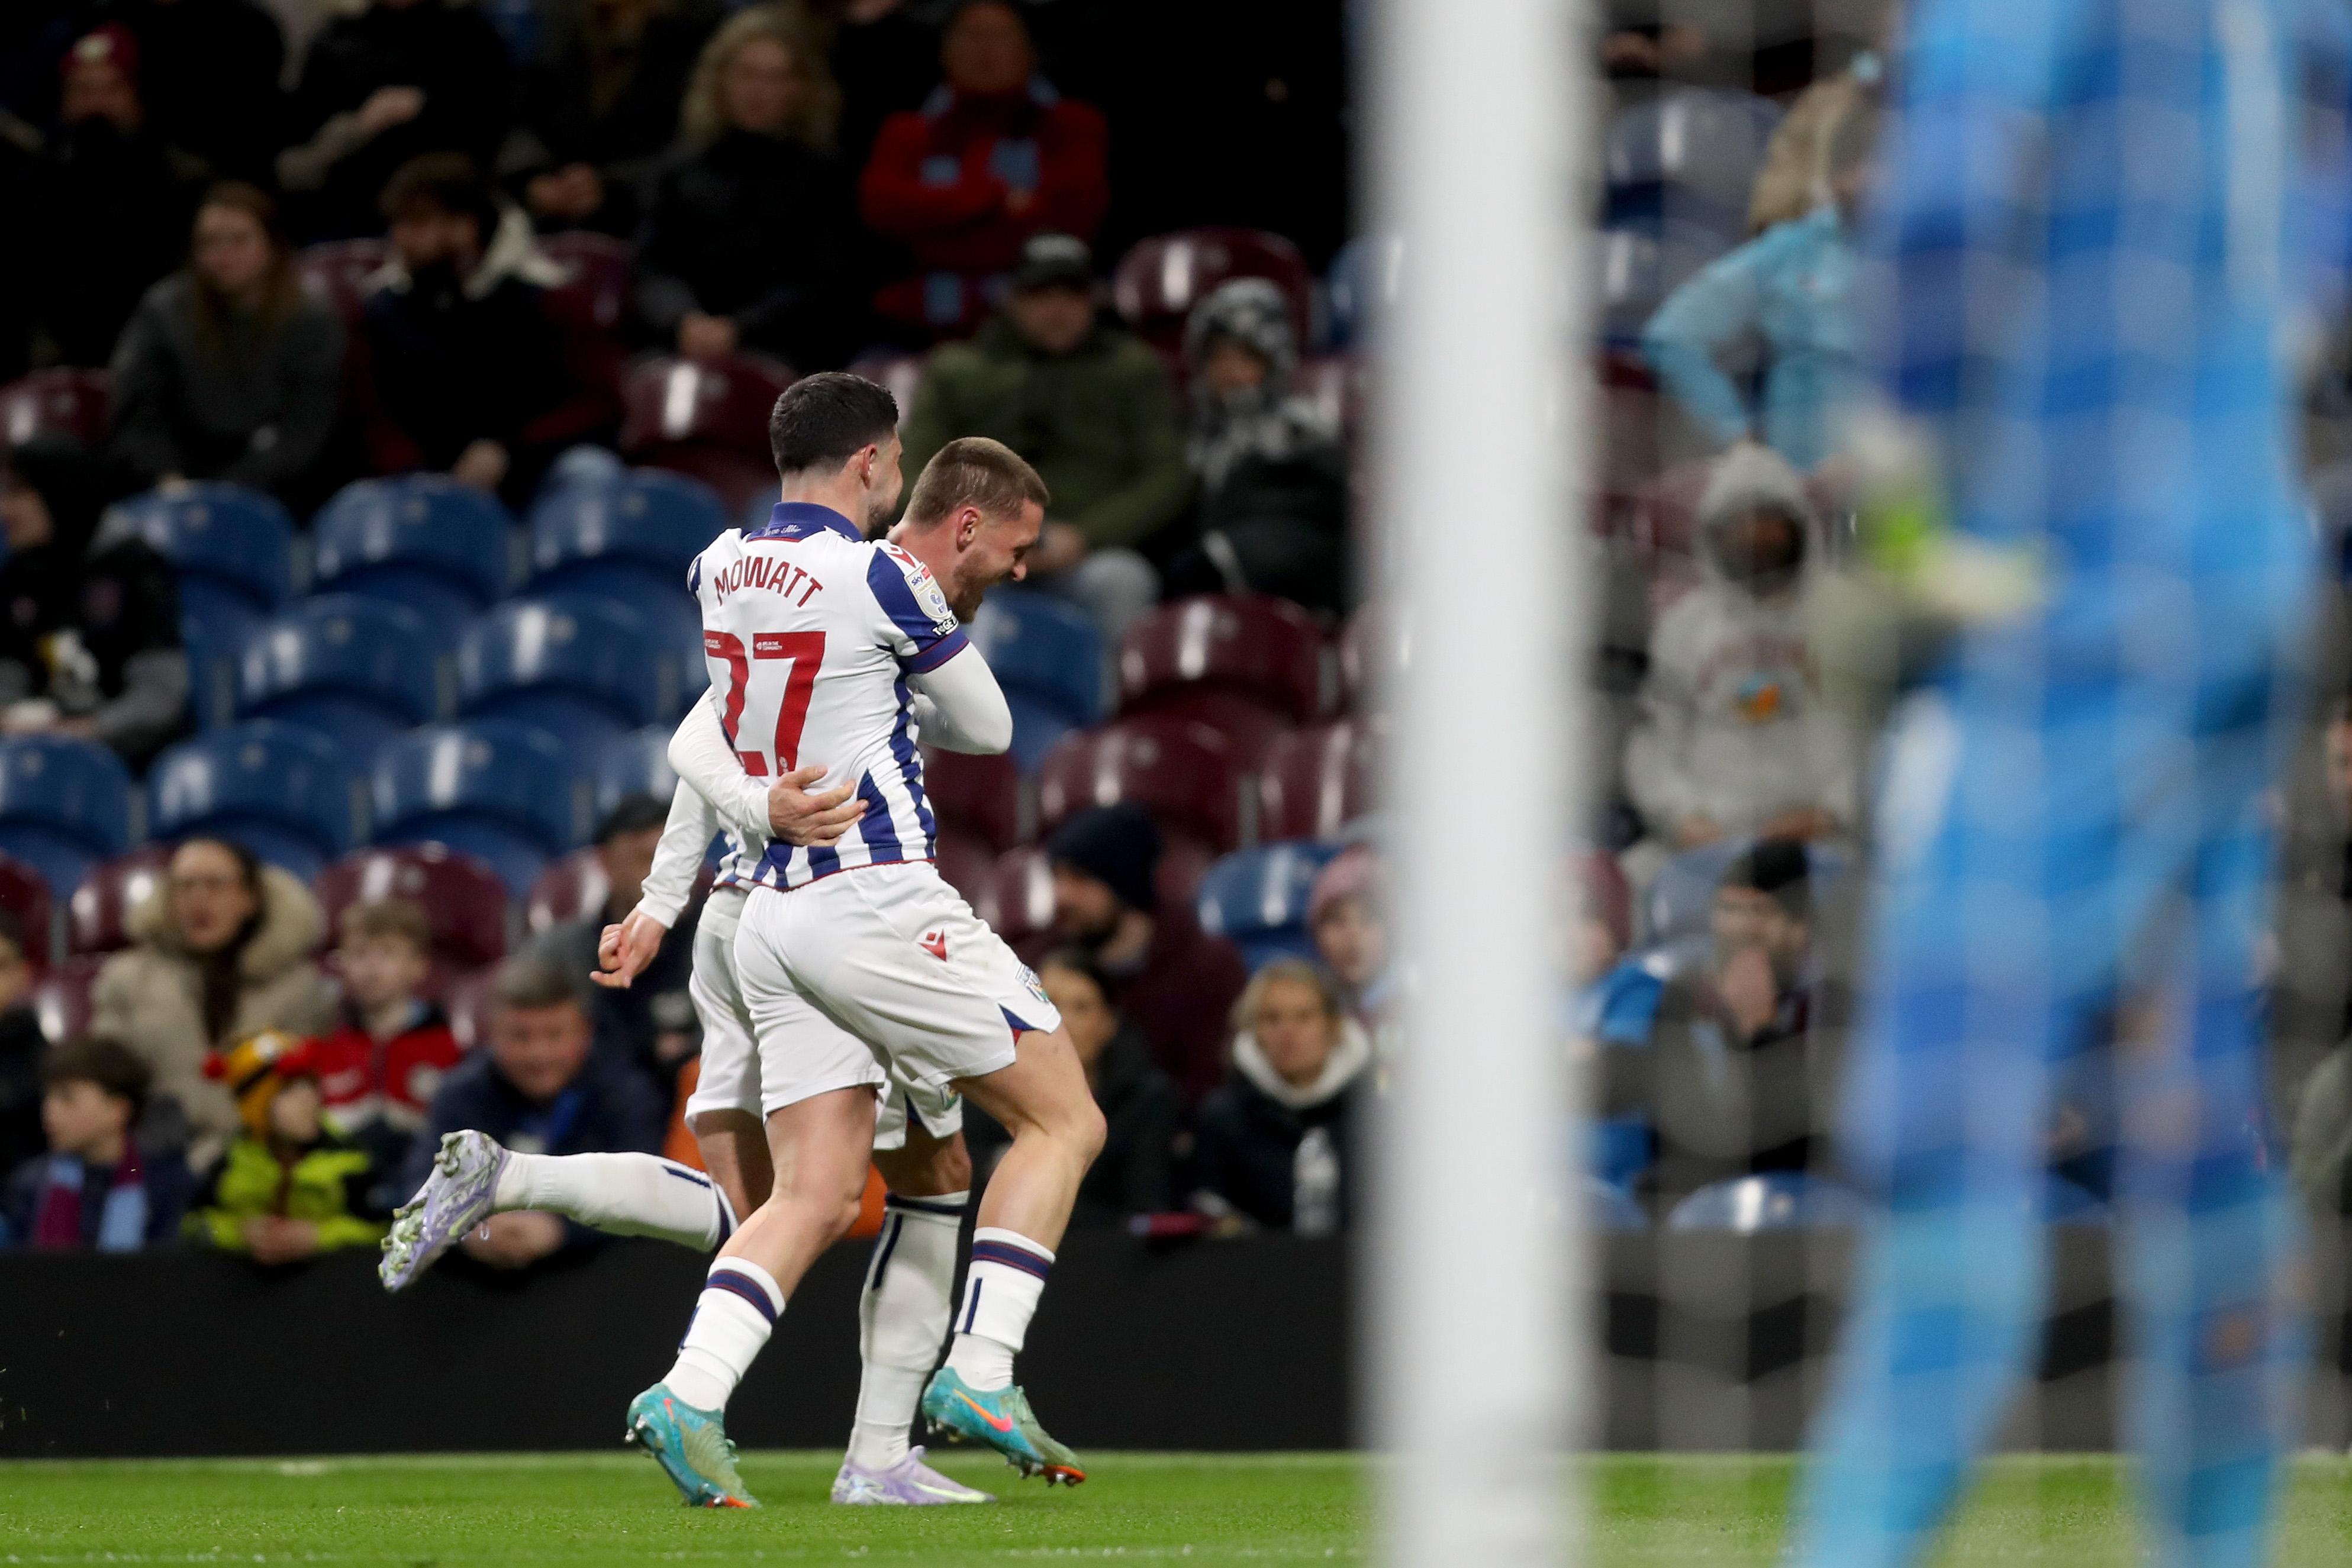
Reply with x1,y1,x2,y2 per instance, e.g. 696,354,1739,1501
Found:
456,594,703,742
0,850,54,967
369,719,594,898
524,469,728,647
617,353,797,515
236,596,447,763
1323,233,1400,350
537,231,637,337
310,476,515,625
593,725,681,818
1194,839,1345,970
1256,719,1379,843
967,588,1105,771
67,846,175,956
146,720,364,881
1115,595,1333,770
0,368,112,447
1112,228,1316,367
1037,716,1242,901
0,737,136,903
1665,1173,1871,1233
314,843,509,1001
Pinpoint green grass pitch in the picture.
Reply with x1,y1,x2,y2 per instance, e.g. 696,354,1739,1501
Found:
2,1451,2347,1564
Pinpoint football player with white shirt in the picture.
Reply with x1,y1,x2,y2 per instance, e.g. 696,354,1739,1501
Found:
613,382,1101,1506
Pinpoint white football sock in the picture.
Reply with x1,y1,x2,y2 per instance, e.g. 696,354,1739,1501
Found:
943,1227,1055,1392
846,1192,966,1472
493,1151,736,1251
664,1258,782,1412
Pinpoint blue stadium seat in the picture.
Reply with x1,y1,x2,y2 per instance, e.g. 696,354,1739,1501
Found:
457,595,703,743
1326,233,1401,350
1639,838,1850,947
147,721,362,880
107,484,295,613
969,589,1103,771
182,595,261,733
1194,840,1346,971
0,736,134,899
1665,1173,1871,1232
370,719,593,899
236,596,447,763
595,724,678,817
1585,1175,1649,1233
527,469,729,608
312,476,513,625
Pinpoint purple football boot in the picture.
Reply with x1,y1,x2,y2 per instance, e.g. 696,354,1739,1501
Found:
378,1130,508,1291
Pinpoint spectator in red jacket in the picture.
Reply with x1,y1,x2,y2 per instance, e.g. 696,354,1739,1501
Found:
1045,804,1247,1105
312,899,460,1196
857,0,1107,338
353,153,623,505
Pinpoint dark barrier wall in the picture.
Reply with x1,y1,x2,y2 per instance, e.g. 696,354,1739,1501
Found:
2,1229,2344,1457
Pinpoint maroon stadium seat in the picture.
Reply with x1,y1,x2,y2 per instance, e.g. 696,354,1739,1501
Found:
845,351,927,427
620,353,798,514
0,368,112,448
527,847,610,935
1290,353,1368,443
975,844,1054,948
539,230,635,334
1036,715,1242,854
1115,595,1330,769
1257,718,1381,843
444,963,498,1050
922,747,1023,851
67,845,175,958
295,238,391,325
1112,228,1314,363
33,953,105,1043
0,848,53,967
316,844,509,972
933,825,996,904
1337,602,1393,713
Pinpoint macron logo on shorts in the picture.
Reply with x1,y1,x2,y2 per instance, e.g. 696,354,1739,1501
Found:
919,929,948,961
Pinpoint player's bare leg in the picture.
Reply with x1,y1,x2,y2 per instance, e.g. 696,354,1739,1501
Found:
920,1026,1105,1483
688,1108,774,1222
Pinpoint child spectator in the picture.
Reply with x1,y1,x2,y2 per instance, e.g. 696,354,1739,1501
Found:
352,153,623,505
858,0,1107,337
1191,959,1372,1235
0,906,49,1178
1162,278,1352,616
313,899,462,1192
634,8,858,371
1571,851,1665,1190
190,1030,388,1261
1,1037,191,1250
1307,846,1391,1030
962,948,1178,1224
1622,444,1857,880
109,183,347,509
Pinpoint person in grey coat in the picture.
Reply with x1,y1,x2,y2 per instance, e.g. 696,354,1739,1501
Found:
108,182,345,506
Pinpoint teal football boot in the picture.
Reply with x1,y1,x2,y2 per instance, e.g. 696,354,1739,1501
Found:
920,1368,1085,1485
625,1384,758,1508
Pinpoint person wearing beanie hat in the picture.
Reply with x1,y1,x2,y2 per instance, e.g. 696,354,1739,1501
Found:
188,1029,389,1262
1622,441,1860,885
1307,845,1391,1026
1633,836,1850,1202
1046,804,1248,1104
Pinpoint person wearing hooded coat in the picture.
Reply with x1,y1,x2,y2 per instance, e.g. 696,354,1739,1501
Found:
0,438,187,767
1191,958,1374,1234
1622,442,1858,872
91,836,337,1169
1160,277,1352,617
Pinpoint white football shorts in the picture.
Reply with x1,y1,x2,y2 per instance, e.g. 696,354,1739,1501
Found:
681,882,965,1150
733,861,1059,1126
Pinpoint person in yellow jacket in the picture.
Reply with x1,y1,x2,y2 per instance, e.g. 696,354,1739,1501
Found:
186,1031,387,1262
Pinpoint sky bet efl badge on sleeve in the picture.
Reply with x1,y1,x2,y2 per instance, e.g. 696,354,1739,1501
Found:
885,543,959,636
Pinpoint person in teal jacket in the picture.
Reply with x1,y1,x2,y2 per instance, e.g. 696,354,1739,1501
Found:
1639,98,1877,472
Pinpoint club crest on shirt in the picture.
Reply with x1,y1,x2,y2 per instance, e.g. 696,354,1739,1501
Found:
883,543,958,636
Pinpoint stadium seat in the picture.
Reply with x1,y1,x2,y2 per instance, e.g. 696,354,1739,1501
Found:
845,350,927,425
1195,840,1345,970
457,595,703,741
1325,233,1401,350
538,230,635,334
526,468,729,612
183,595,261,733
968,588,1104,771
311,476,514,625
0,737,134,902
68,844,175,956
1595,218,1741,349
1116,595,1332,768
294,238,390,325
933,827,995,903
147,720,363,880
1665,1173,1870,1232
33,953,107,1044
1336,603,1390,714
370,719,595,898
315,843,508,975
1112,228,1315,363
1256,719,1380,843
594,724,678,817
1602,85,1781,243
527,847,610,935
0,367,111,447
1289,353,1367,442
974,844,1055,947
236,596,446,763
107,484,295,614
0,849,54,966
922,746,1023,852
619,354,797,515
1639,838,1848,948
1036,717,1243,888
1585,1175,1649,1232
